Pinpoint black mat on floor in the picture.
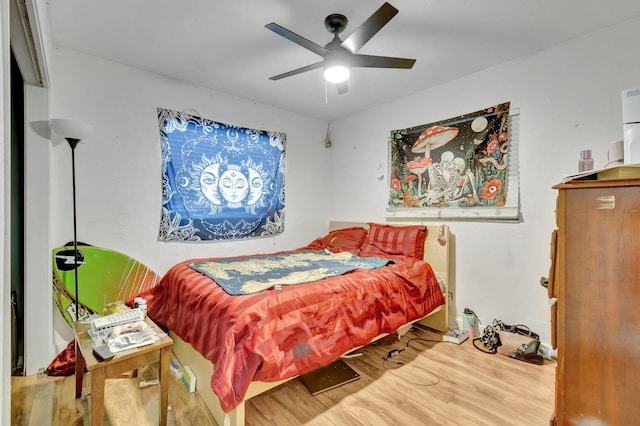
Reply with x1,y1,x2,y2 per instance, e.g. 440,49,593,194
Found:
299,359,361,395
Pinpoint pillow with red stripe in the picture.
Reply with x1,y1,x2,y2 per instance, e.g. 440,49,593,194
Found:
360,223,427,260
305,227,368,255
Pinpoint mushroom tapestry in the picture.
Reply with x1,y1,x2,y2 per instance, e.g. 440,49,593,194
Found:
389,102,511,209
157,108,286,241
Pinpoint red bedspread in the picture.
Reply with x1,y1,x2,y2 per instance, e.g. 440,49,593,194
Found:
137,252,444,412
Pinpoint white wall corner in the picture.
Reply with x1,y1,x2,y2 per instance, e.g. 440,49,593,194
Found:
24,84,54,375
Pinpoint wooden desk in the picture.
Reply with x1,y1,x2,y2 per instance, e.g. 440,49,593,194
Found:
74,317,173,426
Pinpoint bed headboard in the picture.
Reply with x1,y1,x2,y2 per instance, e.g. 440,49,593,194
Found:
329,221,451,331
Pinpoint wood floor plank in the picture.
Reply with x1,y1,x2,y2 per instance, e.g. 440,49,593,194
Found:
11,375,37,426
245,327,555,426
12,330,554,426
102,378,150,425
51,375,83,426
26,377,56,426
11,357,217,426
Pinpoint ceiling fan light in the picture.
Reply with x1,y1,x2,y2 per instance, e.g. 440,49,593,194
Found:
324,65,350,83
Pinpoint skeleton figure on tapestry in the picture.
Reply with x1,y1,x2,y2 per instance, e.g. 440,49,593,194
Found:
424,151,478,206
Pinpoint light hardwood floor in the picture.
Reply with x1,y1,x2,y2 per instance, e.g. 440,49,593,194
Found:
12,327,555,425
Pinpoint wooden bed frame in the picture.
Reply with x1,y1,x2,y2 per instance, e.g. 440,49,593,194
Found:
170,222,452,426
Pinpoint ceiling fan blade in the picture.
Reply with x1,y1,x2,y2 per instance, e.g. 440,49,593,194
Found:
265,23,328,57
351,54,416,69
340,2,398,53
336,81,349,95
268,62,324,80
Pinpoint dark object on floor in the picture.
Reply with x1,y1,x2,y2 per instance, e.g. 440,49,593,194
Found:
508,339,544,365
299,359,360,395
472,319,540,355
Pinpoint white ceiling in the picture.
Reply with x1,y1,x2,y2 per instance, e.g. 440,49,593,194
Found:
44,0,640,122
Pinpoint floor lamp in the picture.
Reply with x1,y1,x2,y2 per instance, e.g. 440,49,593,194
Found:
51,119,94,322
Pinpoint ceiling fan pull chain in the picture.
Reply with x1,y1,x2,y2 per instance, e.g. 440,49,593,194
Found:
325,81,328,105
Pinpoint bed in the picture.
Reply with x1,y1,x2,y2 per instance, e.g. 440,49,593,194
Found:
137,222,451,426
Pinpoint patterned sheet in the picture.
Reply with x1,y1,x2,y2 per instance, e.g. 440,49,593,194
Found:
188,250,391,295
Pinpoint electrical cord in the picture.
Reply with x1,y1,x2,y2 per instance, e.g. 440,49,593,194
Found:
389,337,442,357
380,336,442,386
381,356,440,387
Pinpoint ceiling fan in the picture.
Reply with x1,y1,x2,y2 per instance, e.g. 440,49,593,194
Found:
265,2,416,95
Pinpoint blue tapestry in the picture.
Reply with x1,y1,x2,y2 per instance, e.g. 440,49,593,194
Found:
157,108,286,241
189,250,392,295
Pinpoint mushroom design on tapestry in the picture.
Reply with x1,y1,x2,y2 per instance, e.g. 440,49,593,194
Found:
412,125,460,159
406,156,432,197
410,125,459,197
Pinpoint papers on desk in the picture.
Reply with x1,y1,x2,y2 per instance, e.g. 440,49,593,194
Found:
108,328,159,353
88,326,160,353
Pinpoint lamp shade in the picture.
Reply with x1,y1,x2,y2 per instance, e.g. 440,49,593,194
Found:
50,118,94,141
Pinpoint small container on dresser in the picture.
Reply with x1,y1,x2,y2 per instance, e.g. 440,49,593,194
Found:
578,149,594,172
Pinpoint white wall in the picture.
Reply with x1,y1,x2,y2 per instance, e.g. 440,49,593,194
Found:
32,16,640,363
47,48,332,346
328,18,640,343
24,85,53,374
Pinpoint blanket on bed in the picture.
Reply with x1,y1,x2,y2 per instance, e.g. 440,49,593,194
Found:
188,250,391,295
135,251,445,413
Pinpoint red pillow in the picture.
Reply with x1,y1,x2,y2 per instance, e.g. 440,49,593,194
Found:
360,223,427,259
306,227,368,254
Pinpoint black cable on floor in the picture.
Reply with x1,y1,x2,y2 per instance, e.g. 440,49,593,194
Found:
379,336,442,386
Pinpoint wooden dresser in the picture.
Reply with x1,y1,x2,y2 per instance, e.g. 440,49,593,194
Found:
549,178,640,425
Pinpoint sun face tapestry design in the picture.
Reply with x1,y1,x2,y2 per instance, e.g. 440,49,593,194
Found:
389,102,510,209
158,108,286,241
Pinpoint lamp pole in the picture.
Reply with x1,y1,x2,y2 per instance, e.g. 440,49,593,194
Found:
51,118,93,324
67,137,81,321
